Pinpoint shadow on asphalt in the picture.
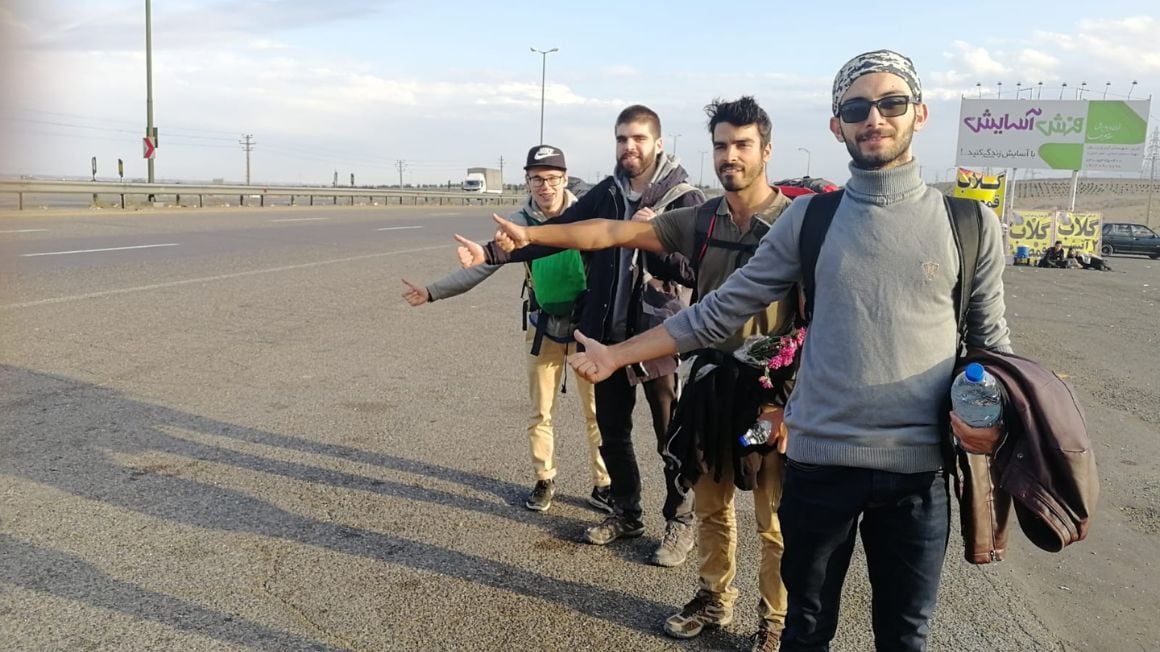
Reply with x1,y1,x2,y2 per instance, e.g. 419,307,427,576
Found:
1,365,677,645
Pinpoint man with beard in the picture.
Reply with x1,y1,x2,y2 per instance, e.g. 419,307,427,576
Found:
456,106,705,566
488,97,795,651
565,50,1013,652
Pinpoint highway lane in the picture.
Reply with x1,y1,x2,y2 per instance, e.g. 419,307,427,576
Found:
2,202,1156,650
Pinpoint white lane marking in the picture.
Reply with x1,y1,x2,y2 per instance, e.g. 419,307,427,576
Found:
269,217,329,223
21,243,180,257
376,226,424,231
3,244,451,309
0,229,50,234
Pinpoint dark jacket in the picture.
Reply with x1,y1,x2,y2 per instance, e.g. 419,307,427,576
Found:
952,348,1100,564
484,155,704,345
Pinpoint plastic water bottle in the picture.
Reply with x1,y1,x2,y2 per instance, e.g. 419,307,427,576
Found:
739,420,773,448
950,363,1003,427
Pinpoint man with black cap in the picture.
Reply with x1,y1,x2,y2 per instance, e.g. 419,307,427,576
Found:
564,51,1013,651
402,145,612,514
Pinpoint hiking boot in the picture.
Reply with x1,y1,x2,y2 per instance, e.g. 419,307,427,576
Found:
524,480,554,511
583,514,644,545
749,623,782,652
663,590,733,639
587,485,614,514
650,519,695,567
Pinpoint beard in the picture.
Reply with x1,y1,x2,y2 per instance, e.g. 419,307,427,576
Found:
845,122,915,170
718,163,764,192
618,146,656,178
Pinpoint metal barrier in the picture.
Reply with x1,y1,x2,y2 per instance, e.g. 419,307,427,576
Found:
0,179,526,210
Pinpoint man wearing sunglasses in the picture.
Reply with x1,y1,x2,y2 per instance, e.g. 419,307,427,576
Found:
565,50,1012,651
402,145,613,515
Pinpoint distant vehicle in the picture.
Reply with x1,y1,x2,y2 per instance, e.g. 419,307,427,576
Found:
1101,222,1160,259
463,167,502,194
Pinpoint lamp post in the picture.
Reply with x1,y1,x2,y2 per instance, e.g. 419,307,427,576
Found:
145,0,155,185
1037,81,1043,99
798,147,811,177
1103,81,1111,99
698,151,707,187
976,82,982,98
997,81,1003,99
1016,81,1022,98
530,47,558,144
669,133,681,157
1059,82,1068,100
1128,80,1138,99
1079,81,1087,99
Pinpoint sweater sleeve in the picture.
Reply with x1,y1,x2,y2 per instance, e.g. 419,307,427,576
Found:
484,182,606,265
426,264,502,302
965,205,1013,353
663,198,805,352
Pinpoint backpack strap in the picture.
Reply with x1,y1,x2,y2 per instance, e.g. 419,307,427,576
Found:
798,190,845,323
692,196,725,271
945,196,983,352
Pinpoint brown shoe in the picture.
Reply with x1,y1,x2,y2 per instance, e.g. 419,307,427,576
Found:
749,622,782,652
662,590,733,639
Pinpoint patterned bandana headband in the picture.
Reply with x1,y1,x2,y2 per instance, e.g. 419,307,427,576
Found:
831,50,922,116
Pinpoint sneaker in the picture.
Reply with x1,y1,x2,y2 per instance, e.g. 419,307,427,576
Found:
587,485,614,514
524,479,554,511
583,514,644,545
749,624,782,652
663,590,733,639
650,519,695,567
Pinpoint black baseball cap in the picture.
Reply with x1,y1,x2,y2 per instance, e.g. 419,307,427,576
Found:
524,145,567,171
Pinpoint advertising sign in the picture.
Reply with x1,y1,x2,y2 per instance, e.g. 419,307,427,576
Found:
956,99,1150,171
953,168,1006,219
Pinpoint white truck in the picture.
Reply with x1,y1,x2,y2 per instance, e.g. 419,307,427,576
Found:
463,167,503,194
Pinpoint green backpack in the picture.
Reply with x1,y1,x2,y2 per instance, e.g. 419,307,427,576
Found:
529,249,586,316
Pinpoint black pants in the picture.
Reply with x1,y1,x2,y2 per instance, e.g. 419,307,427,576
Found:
594,366,692,524
779,461,950,652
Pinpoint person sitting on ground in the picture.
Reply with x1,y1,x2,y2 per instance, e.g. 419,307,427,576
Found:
1069,247,1113,271
1037,241,1067,268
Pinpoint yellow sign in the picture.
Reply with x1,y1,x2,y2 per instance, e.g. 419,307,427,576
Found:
1007,210,1055,260
953,168,1007,219
1055,212,1103,256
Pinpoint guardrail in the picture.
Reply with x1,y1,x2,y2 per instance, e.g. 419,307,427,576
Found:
0,179,526,210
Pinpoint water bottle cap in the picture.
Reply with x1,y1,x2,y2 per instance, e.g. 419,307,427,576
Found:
964,363,985,383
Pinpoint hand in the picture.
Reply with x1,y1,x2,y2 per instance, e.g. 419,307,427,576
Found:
756,408,788,454
631,207,657,223
950,412,1004,455
492,214,530,252
400,279,429,306
454,235,486,268
567,331,618,383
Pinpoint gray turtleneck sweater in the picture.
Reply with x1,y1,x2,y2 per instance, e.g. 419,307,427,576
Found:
664,160,1011,473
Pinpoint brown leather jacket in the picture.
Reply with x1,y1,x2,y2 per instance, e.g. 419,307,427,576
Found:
952,348,1100,564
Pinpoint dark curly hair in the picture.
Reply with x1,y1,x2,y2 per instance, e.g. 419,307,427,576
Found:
705,96,772,146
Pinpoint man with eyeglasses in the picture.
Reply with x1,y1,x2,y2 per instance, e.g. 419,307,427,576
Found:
564,50,1012,651
402,145,613,515
457,106,705,567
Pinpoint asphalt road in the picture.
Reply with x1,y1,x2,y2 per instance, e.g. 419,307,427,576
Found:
1,204,1157,651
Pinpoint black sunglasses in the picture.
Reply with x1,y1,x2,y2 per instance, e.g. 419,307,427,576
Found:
837,95,914,123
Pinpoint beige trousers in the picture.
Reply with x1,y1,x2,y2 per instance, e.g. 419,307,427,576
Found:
692,448,787,626
526,331,610,487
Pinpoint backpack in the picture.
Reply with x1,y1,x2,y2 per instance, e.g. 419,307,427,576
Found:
798,190,983,351
528,250,586,316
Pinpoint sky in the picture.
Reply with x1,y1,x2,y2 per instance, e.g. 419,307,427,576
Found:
2,0,1158,187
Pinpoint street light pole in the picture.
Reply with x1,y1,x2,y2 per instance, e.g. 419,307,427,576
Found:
1128,81,1138,100
530,47,558,144
145,0,155,185
669,133,682,157
797,147,811,177
698,151,707,187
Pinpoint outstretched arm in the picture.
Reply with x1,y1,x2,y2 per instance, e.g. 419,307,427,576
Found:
567,328,678,384
494,213,666,254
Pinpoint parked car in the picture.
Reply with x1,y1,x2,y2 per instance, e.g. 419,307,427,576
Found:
1101,222,1160,259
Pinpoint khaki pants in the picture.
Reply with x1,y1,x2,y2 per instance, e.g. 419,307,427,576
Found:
693,449,787,627
527,331,610,487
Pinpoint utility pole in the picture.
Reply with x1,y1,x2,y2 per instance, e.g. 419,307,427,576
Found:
239,134,255,185
1146,127,1159,228
498,155,505,190
698,151,707,187
395,160,407,189
144,0,156,199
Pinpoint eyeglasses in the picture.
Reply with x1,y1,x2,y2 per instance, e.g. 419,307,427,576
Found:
527,175,565,188
837,95,914,123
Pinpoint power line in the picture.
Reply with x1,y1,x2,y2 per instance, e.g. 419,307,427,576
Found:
395,160,407,188
239,134,255,185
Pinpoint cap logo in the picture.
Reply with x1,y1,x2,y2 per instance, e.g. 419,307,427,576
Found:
533,147,557,160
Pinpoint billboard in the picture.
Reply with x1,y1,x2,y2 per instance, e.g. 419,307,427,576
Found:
1006,210,1102,262
956,99,1150,172
953,168,1006,219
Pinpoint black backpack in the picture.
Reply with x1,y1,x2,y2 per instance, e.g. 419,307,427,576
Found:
798,190,984,350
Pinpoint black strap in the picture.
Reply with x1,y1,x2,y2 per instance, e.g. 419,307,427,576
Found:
945,196,982,352
692,197,725,272
798,190,845,322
